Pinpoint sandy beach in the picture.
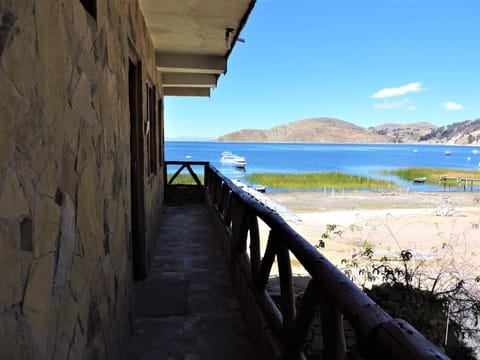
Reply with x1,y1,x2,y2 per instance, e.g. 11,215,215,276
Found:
260,191,480,294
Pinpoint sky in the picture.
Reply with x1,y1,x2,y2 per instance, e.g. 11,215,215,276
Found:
164,0,480,139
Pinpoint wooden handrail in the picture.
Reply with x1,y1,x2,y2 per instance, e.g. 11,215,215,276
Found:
164,161,209,203
165,160,210,166
165,160,208,185
204,164,449,359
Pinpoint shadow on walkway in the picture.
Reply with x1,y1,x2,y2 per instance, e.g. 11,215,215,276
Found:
128,204,259,359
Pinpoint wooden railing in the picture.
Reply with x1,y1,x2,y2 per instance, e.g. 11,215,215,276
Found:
203,164,449,360
164,161,209,203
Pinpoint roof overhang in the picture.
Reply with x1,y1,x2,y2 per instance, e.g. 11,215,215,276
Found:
139,0,256,97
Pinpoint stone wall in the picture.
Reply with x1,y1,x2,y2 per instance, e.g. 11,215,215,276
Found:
0,1,164,358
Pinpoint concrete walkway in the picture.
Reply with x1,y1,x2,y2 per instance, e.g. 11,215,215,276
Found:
128,204,259,359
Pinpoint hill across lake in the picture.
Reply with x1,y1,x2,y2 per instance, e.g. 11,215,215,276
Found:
216,117,480,144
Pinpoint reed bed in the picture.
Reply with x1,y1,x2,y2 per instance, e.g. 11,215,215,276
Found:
378,167,480,184
245,172,395,190
168,167,480,190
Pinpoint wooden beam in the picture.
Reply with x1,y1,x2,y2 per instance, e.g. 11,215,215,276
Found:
163,87,210,97
162,73,218,88
156,52,226,74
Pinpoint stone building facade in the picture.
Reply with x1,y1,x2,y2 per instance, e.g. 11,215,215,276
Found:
0,1,164,358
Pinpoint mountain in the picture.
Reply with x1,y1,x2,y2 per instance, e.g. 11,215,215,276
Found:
372,122,438,144
216,118,480,144
418,119,480,145
217,118,390,143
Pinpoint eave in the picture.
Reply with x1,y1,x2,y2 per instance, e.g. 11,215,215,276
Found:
139,0,256,97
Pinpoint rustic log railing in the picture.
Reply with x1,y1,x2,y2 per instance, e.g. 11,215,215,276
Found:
201,164,449,360
164,161,209,203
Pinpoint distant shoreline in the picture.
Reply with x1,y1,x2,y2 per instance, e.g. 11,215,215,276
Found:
166,139,475,146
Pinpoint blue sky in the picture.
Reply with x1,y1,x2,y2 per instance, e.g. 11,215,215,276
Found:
164,0,479,139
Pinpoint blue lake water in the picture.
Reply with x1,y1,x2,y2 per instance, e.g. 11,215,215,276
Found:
165,141,480,192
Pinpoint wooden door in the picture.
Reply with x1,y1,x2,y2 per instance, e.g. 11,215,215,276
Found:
128,58,147,279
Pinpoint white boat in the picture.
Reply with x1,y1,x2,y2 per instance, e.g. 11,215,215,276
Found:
220,151,247,168
253,184,267,193
444,150,452,156
232,180,266,193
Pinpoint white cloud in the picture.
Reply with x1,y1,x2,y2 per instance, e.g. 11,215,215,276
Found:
374,98,409,110
372,82,423,98
406,106,417,111
442,101,463,110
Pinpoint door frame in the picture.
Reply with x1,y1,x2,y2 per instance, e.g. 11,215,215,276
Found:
128,46,147,279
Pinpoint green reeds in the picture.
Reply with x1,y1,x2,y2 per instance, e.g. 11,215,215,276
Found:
167,173,204,185
245,172,395,190
378,167,480,184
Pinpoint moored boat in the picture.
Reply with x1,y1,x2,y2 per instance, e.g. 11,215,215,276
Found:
253,184,267,193
220,151,247,168
412,177,426,184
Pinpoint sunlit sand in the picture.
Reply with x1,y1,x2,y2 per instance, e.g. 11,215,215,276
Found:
259,191,480,296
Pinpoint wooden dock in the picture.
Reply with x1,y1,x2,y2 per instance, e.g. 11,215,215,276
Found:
439,176,480,191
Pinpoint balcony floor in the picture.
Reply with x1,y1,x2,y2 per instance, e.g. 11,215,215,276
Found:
128,204,259,359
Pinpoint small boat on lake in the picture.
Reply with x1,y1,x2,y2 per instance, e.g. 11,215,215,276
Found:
253,184,267,193
412,177,426,184
220,151,247,168
231,179,266,193
444,150,452,156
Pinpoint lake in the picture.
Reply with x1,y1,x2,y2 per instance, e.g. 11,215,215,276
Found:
165,141,480,192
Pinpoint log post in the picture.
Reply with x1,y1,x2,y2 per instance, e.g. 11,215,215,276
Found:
257,231,277,290
248,213,261,280
286,279,323,356
319,290,347,360
276,240,296,338
231,197,248,254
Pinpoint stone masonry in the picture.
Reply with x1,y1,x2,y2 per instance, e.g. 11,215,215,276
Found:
0,1,164,358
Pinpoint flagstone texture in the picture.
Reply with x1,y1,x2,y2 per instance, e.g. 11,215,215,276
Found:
0,1,163,358
128,205,259,359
